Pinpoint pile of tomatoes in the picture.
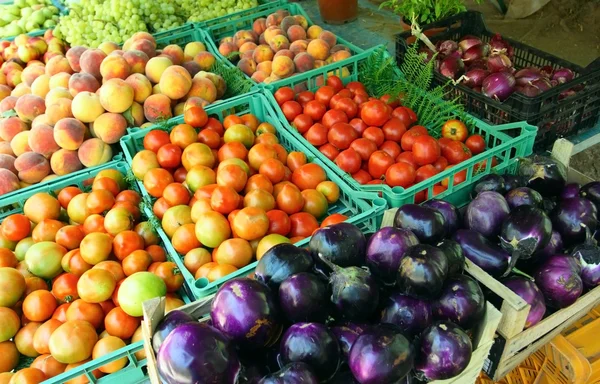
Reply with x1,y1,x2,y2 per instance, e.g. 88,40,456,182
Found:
0,170,186,383
130,104,347,285
273,77,489,201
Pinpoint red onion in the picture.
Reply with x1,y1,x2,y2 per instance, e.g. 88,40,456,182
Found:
446,50,463,61
531,78,552,93
489,33,513,58
458,37,482,53
464,68,490,88
552,68,575,84
515,68,543,86
468,58,488,70
487,53,512,73
540,66,554,78
439,56,465,80
550,80,559,87
462,44,490,63
482,72,516,101
559,90,577,100
437,40,459,56
517,84,541,97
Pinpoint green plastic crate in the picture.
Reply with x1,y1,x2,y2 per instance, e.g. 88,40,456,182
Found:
196,0,287,29
202,2,364,88
262,47,538,208
0,160,193,384
120,91,387,299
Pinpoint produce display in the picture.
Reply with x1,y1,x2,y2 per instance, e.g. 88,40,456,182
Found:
0,169,187,382
216,9,355,83
427,35,581,101
129,106,346,284
0,0,60,39
152,216,490,383
0,31,226,197
273,77,488,200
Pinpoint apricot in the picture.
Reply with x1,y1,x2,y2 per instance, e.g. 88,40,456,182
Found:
307,39,331,61
123,50,149,75
10,131,31,156
184,42,206,59
0,154,16,174
293,52,315,73
0,168,20,195
186,77,217,103
162,45,185,65
319,31,337,48
274,50,295,60
46,98,73,125
286,25,307,42
45,55,73,76
15,94,46,123
280,16,298,33
45,87,72,108
192,52,216,71
290,40,308,55
253,18,267,36
307,25,324,40
21,65,45,87
129,39,156,59
238,58,257,77
31,74,50,98
256,61,272,75
0,117,28,142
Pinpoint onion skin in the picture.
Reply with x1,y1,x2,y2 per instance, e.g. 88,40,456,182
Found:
440,56,465,80
487,53,512,73
531,78,552,93
468,58,488,70
458,36,482,53
553,68,575,84
515,67,542,86
437,40,458,56
432,275,486,329
490,33,513,58
482,72,516,101
462,44,490,64
463,68,490,88
502,276,546,328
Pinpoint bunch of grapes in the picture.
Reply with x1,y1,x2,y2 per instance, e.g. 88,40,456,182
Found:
54,0,185,47
178,0,258,22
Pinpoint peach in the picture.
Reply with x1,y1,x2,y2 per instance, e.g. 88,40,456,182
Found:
10,130,31,156
218,42,237,59
294,15,309,30
49,72,71,89
92,113,127,144
21,65,45,87
0,84,9,101
240,42,258,54
17,44,40,63
98,42,119,55
259,33,267,45
266,10,289,27
194,72,226,100
131,32,157,48
0,168,20,195
0,141,13,156
123,50,149,75
173,102,185,116
186,77,217,103
190,52,214,72
80,49,107,79
50,149,83,175
220,36,234,45
14,152,50,183
129,39,156,59
11,84,31,97
66,46,86,72
2,62,22,75
123,102,145,127
159,65,192,100
241,50,254,61
99,79,134,114
6,70,22,88
256,61,273,75
68,73,101,97
78,138,112,168
307,26,323,40
0,96,18,113
46,98,73,125
238,58,257,77
294,52,315,73
182,61,201,78
54,117,87,150
45,55,73,77
0,72,6,87
71,91,105,123
234,30,256,49
314,60,326,68
263,27,284,44
45,87,73,108
100,54,131,81
145,56,173,84
29,37,48,56
15,94,46,123
184,42,207,59
253,18,267,35
162,45,184,65
0,154,16,174
0,117,28,142
125,73,153,104
251,71,268,83
272,56,295,78
331,44,351,53
153,84,162,95
252,45,274,63
31,74,50,98
269,35,290,52
274,50,295,60
319,31,337,48
143,94,173,122
281,16,299,33
332,50,352,62
287,25,307,42
183,97,209,112
290,40,308,55
307,39,330,61
29,123,59,158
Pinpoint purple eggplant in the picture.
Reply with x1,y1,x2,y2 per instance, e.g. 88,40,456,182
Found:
278,272,329,323
396,244,449,299
502,276,546,328
465,191,510,238
280,322,341,381
152,310,196,353
471,174,506,197
500,206,552,265
365,227,419,285
453,229,511,277
380,293,432,336
432,275,485,329
310,222,366,267
210,278,281,349
518,156,567,197
394,204,447,244
255,243,313,289
561,183,582,200
580,181,600,212
257,363,318,384
572,240,600,288
543,254,582,275
415,322,472,381
348,326,414,384
552,197,598,246
157,322,241,384
436,239,465,276
421,199,460,235
534,256,583,309
505,187,543,209
330,323,369,358
503,175,526,192
534,230,564,259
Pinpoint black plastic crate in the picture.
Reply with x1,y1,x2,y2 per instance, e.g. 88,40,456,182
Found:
396,11,600,151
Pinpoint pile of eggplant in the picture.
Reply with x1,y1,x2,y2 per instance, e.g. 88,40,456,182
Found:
151,216,485,384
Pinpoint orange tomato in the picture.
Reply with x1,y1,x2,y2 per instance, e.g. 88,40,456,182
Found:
122,250,152,276
152,197,171,220
291,163,327,191
183,248,212,275
217,142,248,162
275,184,304,215
146,245,167,262
266,210,291,236
232,207,269,241
33,319,62,355
300,189,329,219
286,152,307,172
23,290,57,322
55,225,85,251
170,123,197,149
1,214,31,242
92,177,120,197
154,262,184,293
144,130,170,152
216,164,248,193
320,213,348,228
213,238,253,268
244,174,273,195
0,248,17,268
289,212,319,238
51,273,79,303
104,307,140,340
144,168,174,198
259,158,286,184
195,262,218,280
210,186,240,215
162,183,191,206
57,187,83,210
223,115,243,129
207,264,238,282
31,219,65,243
171,223,200,254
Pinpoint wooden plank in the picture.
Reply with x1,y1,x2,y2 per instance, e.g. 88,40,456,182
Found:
380,208,397,227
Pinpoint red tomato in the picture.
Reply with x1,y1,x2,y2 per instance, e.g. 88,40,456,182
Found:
345,81,366,95
380,141,402,159
442,141,473,164
326,76,344,93
351,169,372,184
382,118,407,142
336,89,353,99
414,184,448,203
474,157,499,173
335,148,362,174
400,130,423,152
333,98,358,120
360,100,391,127
322,109,348,128
396,151,418,169
415,164,438,183
348,118,367,136
304,100,327,121
412,135,441,166
296,91,315,107
433,156,449,172
292,114,314,134
315,86,336,106
362,127,385,147
304,123,328,146
368,150,395,179
319,143,340,161
441,166,467,188
442,119,468,142
328,123,358,150
392,106,415,127
274,87,295,105
465,134,486,155
157,144,182,169
385,162,416,188
350,138,377,161
354,92,369,105
380,94,399,108
438,137,453,150
281,101,302,122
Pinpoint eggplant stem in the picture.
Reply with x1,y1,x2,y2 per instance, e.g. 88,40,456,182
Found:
502,251,522,278
511,268,534,281
410,16,437,53
318,253,339,272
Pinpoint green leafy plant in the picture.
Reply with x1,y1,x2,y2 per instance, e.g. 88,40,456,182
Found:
380,0,479,25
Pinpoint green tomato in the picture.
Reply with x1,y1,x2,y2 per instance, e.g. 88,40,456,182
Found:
118,272,167,317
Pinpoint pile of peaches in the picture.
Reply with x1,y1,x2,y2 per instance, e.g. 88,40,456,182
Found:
0,30,227,197
217,9,354,83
